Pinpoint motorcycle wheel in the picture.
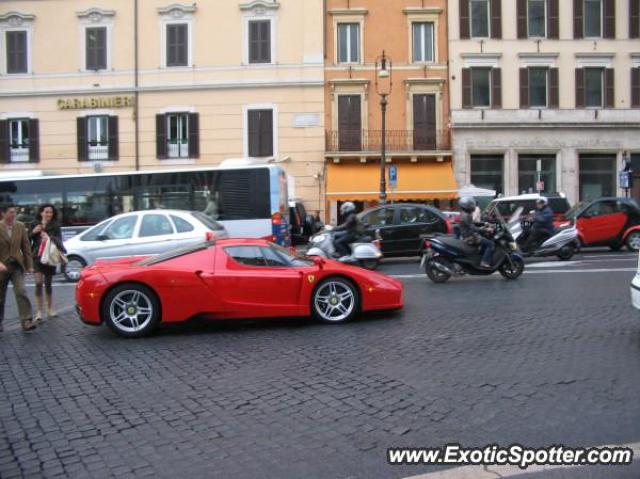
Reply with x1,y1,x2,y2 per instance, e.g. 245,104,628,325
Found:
556,244,576,261
499,257,524,280
358,259,379,270
425,259,451,284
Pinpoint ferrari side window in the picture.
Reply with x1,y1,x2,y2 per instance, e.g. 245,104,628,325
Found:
261,247,290,267
225,246,267,267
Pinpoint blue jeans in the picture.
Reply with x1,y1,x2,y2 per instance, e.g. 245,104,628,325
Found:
479,237,494,265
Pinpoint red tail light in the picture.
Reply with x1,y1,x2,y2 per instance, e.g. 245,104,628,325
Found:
272,212,282,225
445,219,453,235
205,231,216,241
424,240,432,249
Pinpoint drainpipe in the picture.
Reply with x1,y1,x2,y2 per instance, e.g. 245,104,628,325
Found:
134,0,140,171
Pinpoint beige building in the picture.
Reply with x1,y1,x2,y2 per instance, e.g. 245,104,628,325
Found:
0,0,325,213
448,0,640,204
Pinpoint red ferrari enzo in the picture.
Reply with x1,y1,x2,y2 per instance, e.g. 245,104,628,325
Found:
75,238,403,337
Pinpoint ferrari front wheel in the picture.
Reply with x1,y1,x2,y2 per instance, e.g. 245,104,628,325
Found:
102,283,161,338
312,278,359,323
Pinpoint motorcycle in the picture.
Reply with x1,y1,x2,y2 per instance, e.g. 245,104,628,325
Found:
509,207,579,261
420,212,524,283
306,226,383,270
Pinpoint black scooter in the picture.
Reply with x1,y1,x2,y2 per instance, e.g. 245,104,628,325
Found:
420,214,524,283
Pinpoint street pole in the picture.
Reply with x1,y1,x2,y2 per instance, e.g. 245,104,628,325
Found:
380,94,388,205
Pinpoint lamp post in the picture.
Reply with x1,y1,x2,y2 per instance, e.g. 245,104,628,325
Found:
375,51,393,205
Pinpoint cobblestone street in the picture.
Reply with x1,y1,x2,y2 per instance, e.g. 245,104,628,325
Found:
1,252,639,478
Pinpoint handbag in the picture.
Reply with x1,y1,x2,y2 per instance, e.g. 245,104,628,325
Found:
39,237,51,264
43,240,67,266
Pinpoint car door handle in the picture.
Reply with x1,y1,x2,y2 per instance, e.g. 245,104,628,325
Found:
195,270,214,277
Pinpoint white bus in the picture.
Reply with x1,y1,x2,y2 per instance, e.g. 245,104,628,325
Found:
0,164,291,246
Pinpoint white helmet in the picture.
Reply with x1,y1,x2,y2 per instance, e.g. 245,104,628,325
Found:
536,196,548,206
340,202,356,215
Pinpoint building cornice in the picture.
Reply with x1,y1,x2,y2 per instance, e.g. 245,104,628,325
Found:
239,1,280,12
328,8,368,16
0,79,324,98
76,8,116,20
404,78,446,86
402,7,443,15
157,4,197,16
0,12,36,25
328,78,370,86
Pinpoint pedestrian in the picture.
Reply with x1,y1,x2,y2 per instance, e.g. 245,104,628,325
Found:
30,204,65,321
0,204,35,332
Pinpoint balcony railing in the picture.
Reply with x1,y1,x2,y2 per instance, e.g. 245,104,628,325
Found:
325,129,451,153
88,144,109,161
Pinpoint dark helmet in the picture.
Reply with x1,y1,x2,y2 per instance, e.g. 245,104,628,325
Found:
459,196,477,213
340,202,356,215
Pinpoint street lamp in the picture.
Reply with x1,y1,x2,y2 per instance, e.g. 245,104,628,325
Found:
375,51,393,205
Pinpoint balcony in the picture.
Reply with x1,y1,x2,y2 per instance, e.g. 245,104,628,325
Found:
325,129,451,155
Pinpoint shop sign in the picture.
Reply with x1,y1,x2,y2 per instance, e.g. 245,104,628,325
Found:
57,96,134,110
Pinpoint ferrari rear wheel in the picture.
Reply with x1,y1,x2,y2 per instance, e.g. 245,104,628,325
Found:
102,283,160,338
312,278,359,323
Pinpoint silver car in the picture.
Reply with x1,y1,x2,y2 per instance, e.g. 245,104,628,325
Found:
63,209,227,282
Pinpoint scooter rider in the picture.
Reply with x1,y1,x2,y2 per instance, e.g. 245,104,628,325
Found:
459,197,494,269
333,202,362,258
522,197,555,252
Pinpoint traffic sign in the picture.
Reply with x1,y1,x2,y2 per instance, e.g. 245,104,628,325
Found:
389,165,398,188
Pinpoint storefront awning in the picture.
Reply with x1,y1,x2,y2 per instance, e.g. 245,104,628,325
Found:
326,161,458,201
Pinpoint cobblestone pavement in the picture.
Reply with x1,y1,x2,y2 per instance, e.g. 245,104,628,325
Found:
1,253,639,478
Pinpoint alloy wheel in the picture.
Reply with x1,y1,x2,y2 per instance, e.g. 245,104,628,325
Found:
109,290,154,333
313,281,356,322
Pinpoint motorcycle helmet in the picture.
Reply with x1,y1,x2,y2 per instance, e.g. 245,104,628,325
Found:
459,196,477,213
340,202,356,215
536,196,548,206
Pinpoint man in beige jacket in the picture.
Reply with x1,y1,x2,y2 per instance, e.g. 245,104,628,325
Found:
0,205,35,332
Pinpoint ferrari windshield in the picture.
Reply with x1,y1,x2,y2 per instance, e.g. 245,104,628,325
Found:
137,242,212,266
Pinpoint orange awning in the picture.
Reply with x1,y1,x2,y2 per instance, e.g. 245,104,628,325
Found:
326,161,458,201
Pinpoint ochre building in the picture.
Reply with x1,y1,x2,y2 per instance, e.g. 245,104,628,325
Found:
324,0,455,223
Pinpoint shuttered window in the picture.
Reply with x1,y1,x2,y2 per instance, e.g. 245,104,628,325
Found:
529,67,548,108
78,115,119,161
248,20,271,64
574,0,614,39
166,23,188,67
631,0,640,38
578,68,615,109
471,68,491,107
584,0,602,37
470,0,490,37
632,68,640,108
5,118,38,163
248,109,274,157
585,68,603,108
6,30,28,74
86,27,107,71
528,0,546,37
155,112,199,159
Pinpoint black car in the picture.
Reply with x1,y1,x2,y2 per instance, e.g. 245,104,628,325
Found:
357,203,451,256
